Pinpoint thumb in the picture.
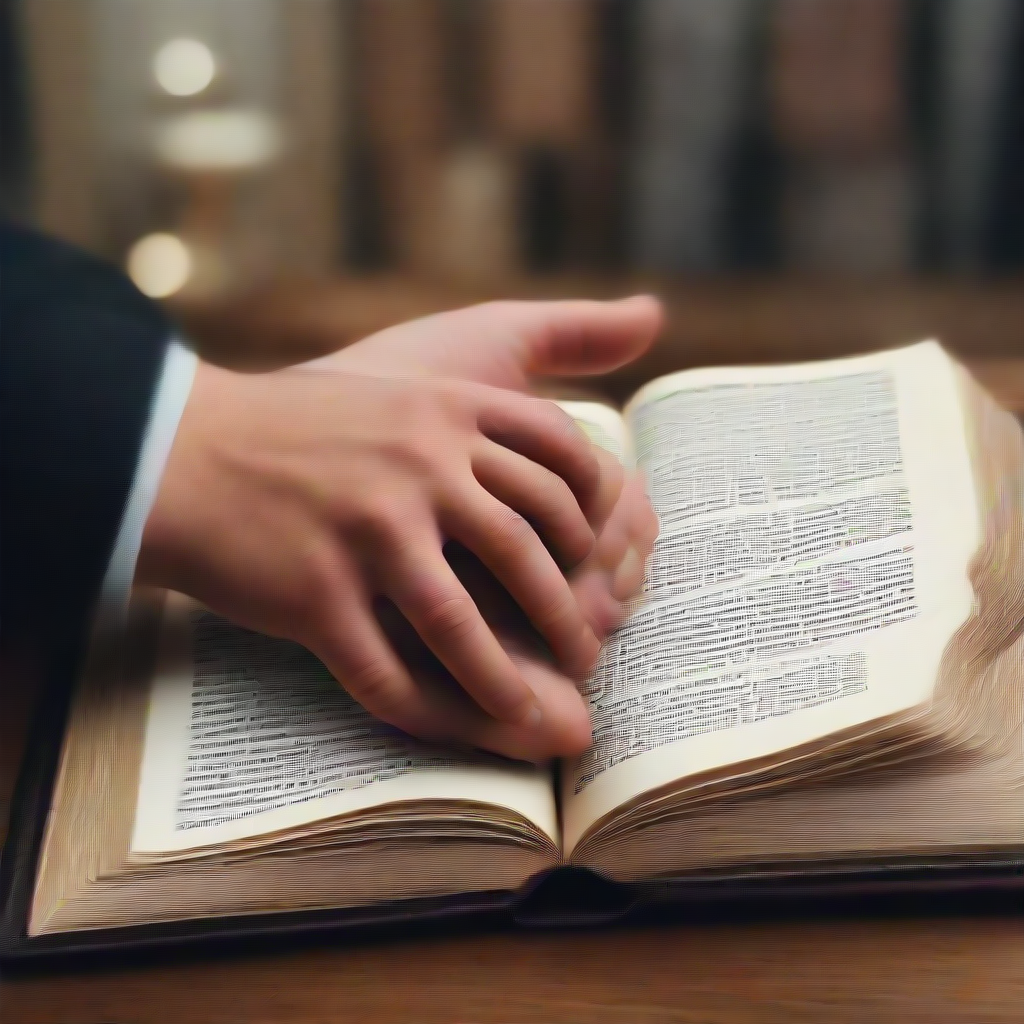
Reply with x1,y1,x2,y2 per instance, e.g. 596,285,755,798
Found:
508,295,663,379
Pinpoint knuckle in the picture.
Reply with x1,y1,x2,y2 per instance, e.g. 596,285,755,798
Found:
422,595,479,644
349,496,410,545
553,403,588,443
541,470,578,516
402,387,440,424
600,448,625,490
537,588,578,632
346,656,400,713
540,474,593,560
403,430,467,482
540,468,581,524
541,403,599,483
574,441,602,493
489,507,535,551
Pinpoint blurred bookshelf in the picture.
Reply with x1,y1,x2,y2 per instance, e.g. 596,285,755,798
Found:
10,2,1023,286
6,0,1023,420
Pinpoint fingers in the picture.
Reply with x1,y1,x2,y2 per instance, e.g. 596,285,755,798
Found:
443,489,601,679
497,295,664,378
569,565,627,642
588,443,626,534
476,389,603,520
569,470,659,637
307,566,443,738
596,473,655,566
378,598,593,762
469,649,593,760
382,527,542,726
413,656,593,763
606,473,658,599
630,472,660,548
472,441,594,569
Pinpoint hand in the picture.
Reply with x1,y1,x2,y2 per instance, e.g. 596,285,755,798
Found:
140,360,611,735
374,471,660,763
330,294,661,398
328,295,663,632
140,297,662,761
316,296,661,758
571,469,660,640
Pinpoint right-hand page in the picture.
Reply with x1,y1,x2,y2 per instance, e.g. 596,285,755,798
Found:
563,341,982,855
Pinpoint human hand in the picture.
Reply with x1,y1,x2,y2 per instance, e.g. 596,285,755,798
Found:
139,356,616,732
329,294,663,630
140,297,661,760
373,469,659,762
330,294,661,399
323,297,661,757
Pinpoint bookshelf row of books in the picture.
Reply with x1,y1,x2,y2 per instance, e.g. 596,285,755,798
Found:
338,0,1024,280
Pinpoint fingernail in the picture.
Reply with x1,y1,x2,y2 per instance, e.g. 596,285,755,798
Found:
525,704,543,728
613,546,643,601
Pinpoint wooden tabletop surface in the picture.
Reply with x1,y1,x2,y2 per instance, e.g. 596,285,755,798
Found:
3,915,1023,1023
2,328,1022,1023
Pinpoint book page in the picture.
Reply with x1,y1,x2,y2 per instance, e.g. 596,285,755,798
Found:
132,594,559,855
556,400,632,464
563,342,982,853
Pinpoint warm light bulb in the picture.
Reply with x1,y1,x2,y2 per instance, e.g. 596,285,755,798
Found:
127,233,192,298
153,38,215,97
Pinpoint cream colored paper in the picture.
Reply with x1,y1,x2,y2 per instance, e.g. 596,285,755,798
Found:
132,594,559,855
562,342,981,853
556,399,632,464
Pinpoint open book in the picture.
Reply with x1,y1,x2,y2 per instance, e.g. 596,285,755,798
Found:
27,341,1024,937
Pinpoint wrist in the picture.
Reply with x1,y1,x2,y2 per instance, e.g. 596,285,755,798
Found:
136,359,230,592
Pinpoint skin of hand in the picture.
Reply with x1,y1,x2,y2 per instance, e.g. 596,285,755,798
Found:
323,296,662,638
299,295,662,759
376,470,659,763
139,297,662,761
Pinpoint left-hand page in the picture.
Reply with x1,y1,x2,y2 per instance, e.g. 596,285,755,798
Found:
131,592,560,858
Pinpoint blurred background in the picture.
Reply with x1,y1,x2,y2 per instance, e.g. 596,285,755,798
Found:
1,0,1021,400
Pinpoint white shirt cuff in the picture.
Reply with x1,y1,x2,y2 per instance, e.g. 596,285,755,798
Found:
99,338,198,621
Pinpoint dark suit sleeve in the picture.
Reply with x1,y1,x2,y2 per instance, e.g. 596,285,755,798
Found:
1,222,173,661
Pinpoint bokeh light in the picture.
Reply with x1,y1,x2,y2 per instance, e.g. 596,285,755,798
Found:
152,38,215,97
127,232,192,297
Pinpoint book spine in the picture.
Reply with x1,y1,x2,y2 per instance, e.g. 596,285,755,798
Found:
431,0,519,285
584,0,639,269
0,0,31,218
987,2,1024,271
485,0,600,272
21,0,102,249
935,0,1020,272
628,0,757,272
351,0,449,275
770,0,916,276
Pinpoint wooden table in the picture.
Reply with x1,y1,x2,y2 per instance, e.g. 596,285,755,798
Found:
2,308,1022,1023
3,915,1022,1023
